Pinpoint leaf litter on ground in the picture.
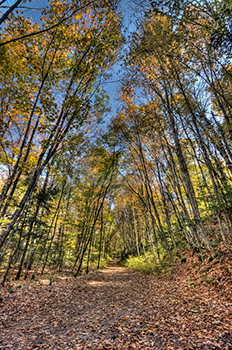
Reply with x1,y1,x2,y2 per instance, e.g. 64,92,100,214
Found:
0,260,232,349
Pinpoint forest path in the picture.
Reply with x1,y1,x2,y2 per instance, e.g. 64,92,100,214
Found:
1,261,232,349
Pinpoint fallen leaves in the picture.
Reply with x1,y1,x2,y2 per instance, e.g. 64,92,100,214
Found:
0,261,232,349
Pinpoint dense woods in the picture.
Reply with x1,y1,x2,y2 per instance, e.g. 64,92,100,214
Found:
0,0,232,284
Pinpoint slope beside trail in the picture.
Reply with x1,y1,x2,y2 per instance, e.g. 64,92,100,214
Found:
1,261,232,349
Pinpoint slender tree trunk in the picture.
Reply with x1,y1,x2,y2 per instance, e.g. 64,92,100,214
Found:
132,204,140,257
1,232,23,286
137,135,174,262
97,209,104,269
40,183,65,275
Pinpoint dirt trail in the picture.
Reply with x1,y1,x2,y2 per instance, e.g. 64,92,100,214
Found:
1,261,232,349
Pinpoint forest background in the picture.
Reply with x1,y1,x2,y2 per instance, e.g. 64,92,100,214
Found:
0,0,232,285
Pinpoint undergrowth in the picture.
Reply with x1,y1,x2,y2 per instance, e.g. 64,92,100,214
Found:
121,252,175,275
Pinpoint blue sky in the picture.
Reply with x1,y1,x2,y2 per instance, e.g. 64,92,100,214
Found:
0,0,138,115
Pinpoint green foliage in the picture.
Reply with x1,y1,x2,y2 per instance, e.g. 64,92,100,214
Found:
1,0,232,284
81,252,111,273
149,0,232,52
122,252,175,275
123,255,161,274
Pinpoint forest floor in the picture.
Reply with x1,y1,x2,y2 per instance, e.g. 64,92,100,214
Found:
1,259,232,350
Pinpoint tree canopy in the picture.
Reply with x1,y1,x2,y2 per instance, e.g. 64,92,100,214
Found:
0,0,232,283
